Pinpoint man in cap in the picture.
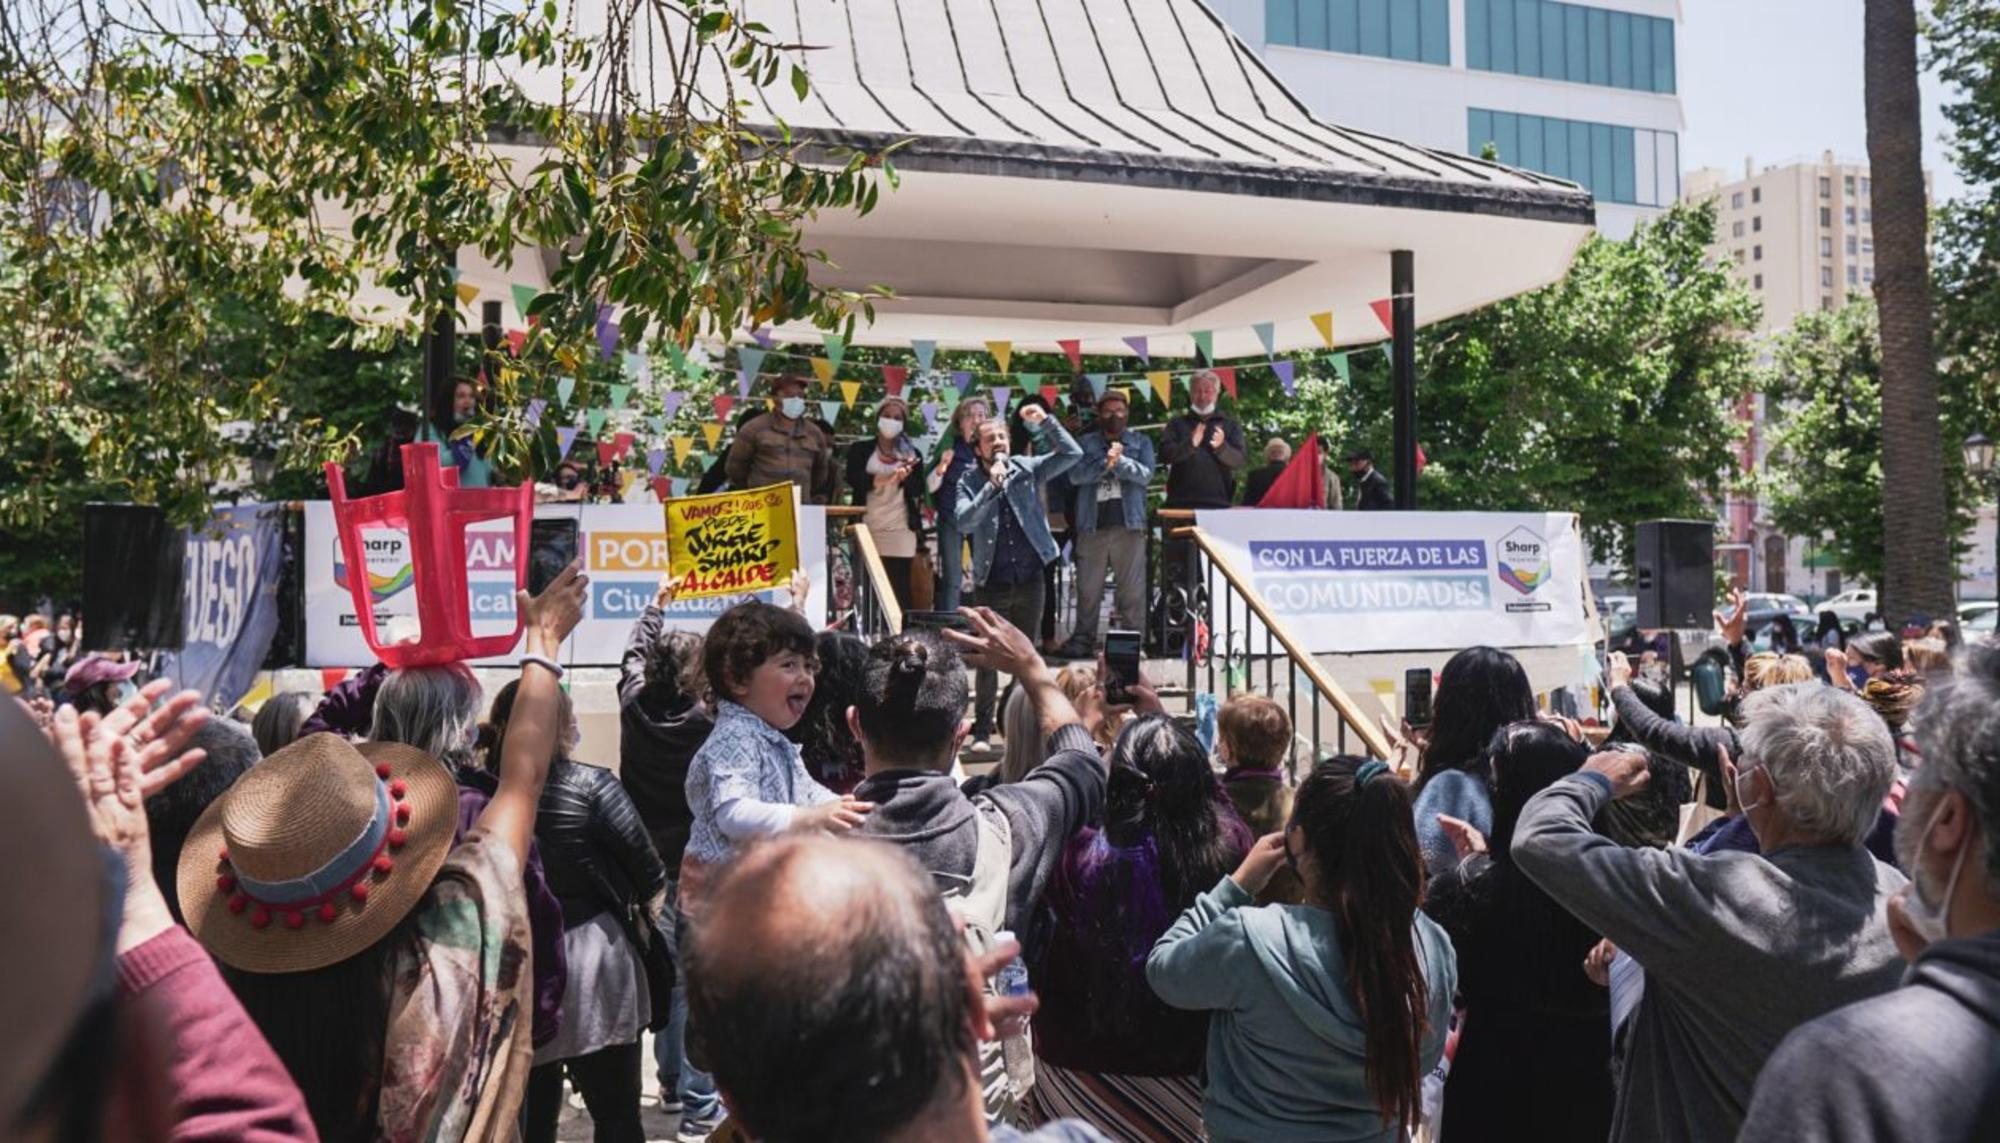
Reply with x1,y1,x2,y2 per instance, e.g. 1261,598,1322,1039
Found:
724,374,836,503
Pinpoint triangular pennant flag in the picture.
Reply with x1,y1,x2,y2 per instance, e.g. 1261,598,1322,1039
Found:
1272,359,1297,397
985,340,1013,374
671,476,691,497
750,326,775,349
524,398,547,430
810,357,834,386
819,400,843,424
612,431,636,459
1310,311,1335,349
736,370,753,399
1370,299,1394,335
586,408,609,436
713,394,736,421
511,284,538,322
1331,352,1352,385
651,476,672,501
1253,322,1276,357
953,370,974,395
645,447,666,475
840,381,862,408
454,281,480,307
1040,384,1061,408
1123,335,1150,364
556,426,579,456
737,346,767,382
991,387,1013,417
555,376,576,407
596,304,619,360
881,365,909,396
1057,339,1083,373
596,439,618,467
1147,371,1171,406
608,383,632,409
1086,373,1109,401
647,415,666,435
822,333,846,369
621,470,642,499
922,401,940,428
1192,330,1214,364
672,437,694,465
701,423,723,449
1213,366,1238,400
1257,432,1327,509
505,329,527,357
912,339,937,372
621,351,645,381
661,390,684,420
1018,372,1042,395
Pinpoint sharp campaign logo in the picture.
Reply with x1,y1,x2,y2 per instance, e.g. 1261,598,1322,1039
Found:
1496,527,1551,596
332,532,415,602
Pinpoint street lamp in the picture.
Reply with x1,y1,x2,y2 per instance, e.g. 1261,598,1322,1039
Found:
1967,432,1998,607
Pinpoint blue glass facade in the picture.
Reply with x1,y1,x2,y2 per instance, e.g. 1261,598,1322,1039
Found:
1465,0,1675,93
1469,108,1678,206
1266,0,1451,66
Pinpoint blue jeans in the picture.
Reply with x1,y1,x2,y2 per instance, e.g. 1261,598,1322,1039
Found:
936,517,965,612
655,882,720,1125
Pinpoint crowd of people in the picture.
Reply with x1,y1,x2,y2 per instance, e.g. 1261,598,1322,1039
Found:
11,526,2000,1142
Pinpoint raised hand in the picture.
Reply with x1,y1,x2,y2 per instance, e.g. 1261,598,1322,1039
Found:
1582,749,1651,800
1715,587,1747,646
518,559,589,652
1231,832,1291,895
96,677,213,798
968,936,1038,1042
943,606,1044,681
1437,814,1489,860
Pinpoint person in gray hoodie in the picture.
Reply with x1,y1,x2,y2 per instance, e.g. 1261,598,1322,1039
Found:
1739,645,2000,1141
1513,682,1907,1143
1145,757,1456,1143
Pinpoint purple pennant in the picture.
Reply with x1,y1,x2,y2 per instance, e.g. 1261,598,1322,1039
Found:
662,390,684,419
750,326,776,349
737,370,753,399
1272,359,1296,397
556,426,579,456
524,398,547,430
922,400,940,428
953,370,973,396
645,447,665,475
595,305,618,361
1122,335,1150,364
991,387,1013,417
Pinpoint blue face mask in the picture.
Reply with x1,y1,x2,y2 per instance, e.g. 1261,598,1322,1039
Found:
114,679,140,704
779,396,806,419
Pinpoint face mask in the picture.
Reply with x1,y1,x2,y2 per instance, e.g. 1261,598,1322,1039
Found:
1903,794,1974,943
113,679,139,704
1100,415,1126,434
1192,401,1216,417
877,417,903,438
1734,764,1768,815
557,474,580,490
779,396,806,419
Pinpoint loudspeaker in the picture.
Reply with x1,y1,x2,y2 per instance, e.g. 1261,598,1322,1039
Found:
1634,519,1713,631
82,504,186,652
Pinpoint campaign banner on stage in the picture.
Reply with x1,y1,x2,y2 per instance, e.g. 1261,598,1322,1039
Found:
303,501,827,667
158,504,286,706
1192,510,1590,653
664,483,799,601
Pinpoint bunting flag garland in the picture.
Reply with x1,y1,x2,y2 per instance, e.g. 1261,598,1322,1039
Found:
555,376,575,407
608,383,632,409
1017,372,1042,396
822,333,846,369
651,476,672,501
985,340,1013,374
713,394,736,421
661,391,685,420
1087,373,1109,401
1058,339,1082,373
1370,298,1395,335
1147,370,1172,406
454,281,481,307
611,431,635,459
1192,330,1214,365
881,365,908,396
1273,359,1297,397
953,370,974,395
672,437,694,465
701,423,723,449
922,400,940,429
736,346,767,383
586,408,609,436
913,339,937,372
1253,321,1276,357
645,447,666,475
1331,352,1352,385
506,329,527,357
840,381,862,409
991,387,1013,417
750,326,775,349
1213,366,1238,400
1310,311,1335,349
1123,335,1150,364
810,357,835,386
671,476,691,497
647,415,666,435
1039,384,1060,408
596,439,618,467
595,305,619,361
524,399,547,430
511,284,538,322
818,400,843,425
556,426,579,456
736,371,753,399
621,351,647,382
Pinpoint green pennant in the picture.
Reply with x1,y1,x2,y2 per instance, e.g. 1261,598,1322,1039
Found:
511,283,538,321
1018,372,1042,394
608,383,632,408
555,376,575,407
1191,330,1214,364
1331,352,1351,385
822,333,845,369
587,408,609,435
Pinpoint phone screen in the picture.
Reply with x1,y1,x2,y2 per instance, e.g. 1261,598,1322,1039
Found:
903,610,972,634
1104,629,1143,703
1404,667,1434,729
528,518,579,596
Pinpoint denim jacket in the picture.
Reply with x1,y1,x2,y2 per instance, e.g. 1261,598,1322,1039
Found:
1066,430,1155,532
954,418,1081,583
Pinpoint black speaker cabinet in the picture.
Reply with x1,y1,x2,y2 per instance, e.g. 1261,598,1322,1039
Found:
82,504,187,652
1635,519,1713,631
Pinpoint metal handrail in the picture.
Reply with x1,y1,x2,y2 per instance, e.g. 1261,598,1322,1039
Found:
847,523,904,638
1185,526,1393,763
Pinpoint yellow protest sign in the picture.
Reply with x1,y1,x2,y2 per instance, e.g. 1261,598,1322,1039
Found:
663,483,800,600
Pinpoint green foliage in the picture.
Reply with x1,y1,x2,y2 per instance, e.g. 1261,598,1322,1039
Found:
1929,0,2000,453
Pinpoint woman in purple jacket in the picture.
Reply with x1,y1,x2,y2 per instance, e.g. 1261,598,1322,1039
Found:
1025,714,1252,1141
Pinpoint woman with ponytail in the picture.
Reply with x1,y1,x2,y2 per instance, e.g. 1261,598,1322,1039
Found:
1025,715,1252,1138
1147,756,1455,1142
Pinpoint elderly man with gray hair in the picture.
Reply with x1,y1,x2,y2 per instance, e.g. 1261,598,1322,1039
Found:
1739,647,2000,1141
1512,682,1907,1143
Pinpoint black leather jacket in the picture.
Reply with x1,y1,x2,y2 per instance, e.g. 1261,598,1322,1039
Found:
535,759,670,929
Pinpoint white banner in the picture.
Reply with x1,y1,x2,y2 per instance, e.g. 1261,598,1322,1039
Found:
1192,510,1591,654
304,502,828,667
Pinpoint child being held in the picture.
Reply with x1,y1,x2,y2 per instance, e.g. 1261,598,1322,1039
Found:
1216,695,1303,904
681,601,873,906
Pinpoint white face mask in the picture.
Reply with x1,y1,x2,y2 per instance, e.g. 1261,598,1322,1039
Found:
1734,764,1768,815
779,396,806,419
1903,794,1974,943
1192,401,1216,417
877,417,903,439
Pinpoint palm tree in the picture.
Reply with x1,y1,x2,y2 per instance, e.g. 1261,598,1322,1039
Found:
1866,0,1954,620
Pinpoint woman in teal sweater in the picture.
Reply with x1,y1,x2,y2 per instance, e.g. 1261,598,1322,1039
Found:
1146,757,1456,1143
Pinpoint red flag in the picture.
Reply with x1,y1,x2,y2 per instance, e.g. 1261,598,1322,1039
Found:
651,477,672,501
596,440,618,467
612,430,636,460
713,394,736,421
881,365,908,397
1417,443,1428,474
1213,365,1237,401
1040,384,1061,408
1370,299,1394,335
1256,432,1326,509
1057,339,1083,373
505,329,527,356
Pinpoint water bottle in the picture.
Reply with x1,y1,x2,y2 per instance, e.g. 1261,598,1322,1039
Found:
992,930,1035,1097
